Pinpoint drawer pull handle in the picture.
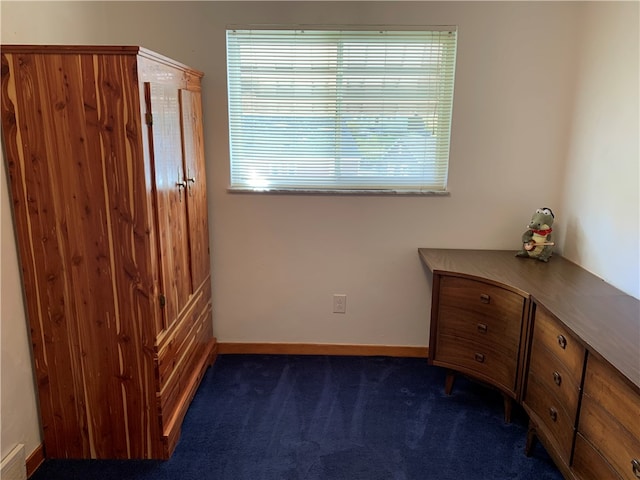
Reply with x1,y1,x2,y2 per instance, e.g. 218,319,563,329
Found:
549,407,558,422
632,459,640,478
477,323,488,333
553,371,562,386
557,335,567,349
474,353,485,363
479,294,490,304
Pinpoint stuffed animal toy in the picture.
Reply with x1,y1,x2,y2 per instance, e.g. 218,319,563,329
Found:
516,207,555,262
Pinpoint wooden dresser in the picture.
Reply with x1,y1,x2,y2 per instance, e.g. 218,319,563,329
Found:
1,45,217,459
419,248,639,480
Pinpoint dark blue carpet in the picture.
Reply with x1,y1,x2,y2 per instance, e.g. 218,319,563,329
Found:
30,355,562,479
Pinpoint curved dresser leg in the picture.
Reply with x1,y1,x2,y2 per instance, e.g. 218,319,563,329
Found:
444,371,456,395
502,393,512,423
525,425,537,457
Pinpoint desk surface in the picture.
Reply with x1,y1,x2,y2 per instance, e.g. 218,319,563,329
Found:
418,248,640,389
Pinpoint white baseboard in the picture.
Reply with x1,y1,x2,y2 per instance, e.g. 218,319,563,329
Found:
1,443,27,480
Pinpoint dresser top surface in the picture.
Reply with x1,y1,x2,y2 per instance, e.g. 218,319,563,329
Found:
419,248,640,389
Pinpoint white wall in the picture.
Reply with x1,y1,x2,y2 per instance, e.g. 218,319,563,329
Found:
1,154,41,460
0,1,586,344
1,0,637,462
557,1,640,298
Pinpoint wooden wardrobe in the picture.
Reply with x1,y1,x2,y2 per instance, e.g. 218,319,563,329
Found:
1,45,217,460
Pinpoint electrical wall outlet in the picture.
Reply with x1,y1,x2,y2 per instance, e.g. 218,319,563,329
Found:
333,294,347,313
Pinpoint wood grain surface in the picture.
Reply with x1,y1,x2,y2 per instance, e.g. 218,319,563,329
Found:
2,45,215,460
420,248,640,480
419,248,640,389
578,354,640,480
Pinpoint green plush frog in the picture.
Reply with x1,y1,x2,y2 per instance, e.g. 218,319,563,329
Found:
516,208,555,262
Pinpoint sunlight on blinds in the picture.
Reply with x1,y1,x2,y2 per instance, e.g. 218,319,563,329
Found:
227,27,457,193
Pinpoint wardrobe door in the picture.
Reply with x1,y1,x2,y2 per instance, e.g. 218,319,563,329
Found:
179,88,210,290
145,82,192,331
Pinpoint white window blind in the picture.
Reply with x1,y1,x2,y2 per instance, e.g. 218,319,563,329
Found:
226,27,457,193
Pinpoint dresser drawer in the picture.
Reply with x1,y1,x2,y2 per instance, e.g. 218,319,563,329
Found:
439,276,525,324
433,275,525,397
577,355,640,480
530,306,586,383
573,433,622,480
438,303,521,357
523,305,585,465
436,334,518,393
525,371,576,464
527,330,582,419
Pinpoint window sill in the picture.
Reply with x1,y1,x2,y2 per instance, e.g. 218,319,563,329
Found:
227,187,450,196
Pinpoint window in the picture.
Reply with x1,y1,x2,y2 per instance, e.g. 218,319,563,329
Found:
226,27,457,193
